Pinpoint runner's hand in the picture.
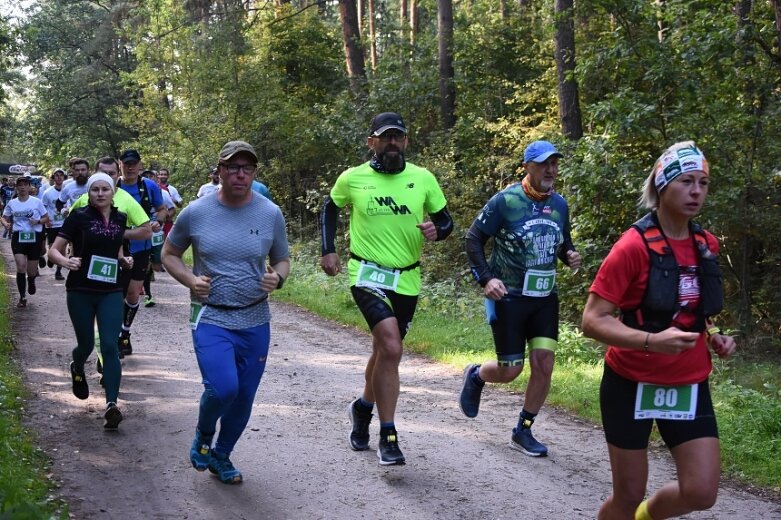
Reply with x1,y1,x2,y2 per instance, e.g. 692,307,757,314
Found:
120,257,134,269
417,221,437,241
66,257,82,271
320,253,341,277
566,250,582,270
151,221,162,233
709,333,737,359
484,278,508,301
646,327,699,355
261,265,279,292
190,275,211,300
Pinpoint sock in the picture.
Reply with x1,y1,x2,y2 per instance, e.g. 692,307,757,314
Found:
358,397,374,411
471,367,486,387
55,266,62,275
143,270,152,297
123,299,140,328
518,409,537,430
16,273,26,297
635,500,654,520
380,422,396,434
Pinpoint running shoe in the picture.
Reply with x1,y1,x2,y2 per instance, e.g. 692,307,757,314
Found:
377,430,405,466
144,295,155,308
119,331,132,356
70,362,89,400
208,451,243,484
190,429,213,472
459,364,483,418
38,257,46,269
510,426,548,457
16,298,27,308
347,398,372,451
27,276,36,295
103,403,123,430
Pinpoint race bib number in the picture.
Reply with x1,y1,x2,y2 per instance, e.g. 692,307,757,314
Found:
151,230,164,246
634,382,698,420
18,231,36,243
189,302,206,330
355,262,400,292
87,255,119,284
522,269,556,297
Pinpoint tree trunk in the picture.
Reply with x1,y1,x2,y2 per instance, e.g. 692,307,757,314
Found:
554,0,582,139
735,0,755,337
774,0,781,59
654,0,666,42
338,0,367,95
368,0,377,71
438,0,456,129
357,0,365,37
410,0,418,45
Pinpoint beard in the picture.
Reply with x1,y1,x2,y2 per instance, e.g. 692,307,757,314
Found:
75,174,88,186
377,149,405,173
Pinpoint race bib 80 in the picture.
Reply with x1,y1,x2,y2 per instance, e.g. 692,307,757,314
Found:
634,382,698,420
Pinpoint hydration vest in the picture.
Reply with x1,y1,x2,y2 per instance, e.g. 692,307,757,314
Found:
620,212,723,333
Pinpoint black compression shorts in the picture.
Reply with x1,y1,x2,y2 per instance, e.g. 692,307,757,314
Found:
487,294,559,366
600,363,718,450
350,286,418,340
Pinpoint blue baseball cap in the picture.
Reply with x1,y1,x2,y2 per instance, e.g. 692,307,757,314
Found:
523,140,563,164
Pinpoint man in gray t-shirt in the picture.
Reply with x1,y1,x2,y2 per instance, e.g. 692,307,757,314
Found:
162,140,290,485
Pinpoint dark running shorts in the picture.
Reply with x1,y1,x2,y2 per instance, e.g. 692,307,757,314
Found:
11,231,44,258
487,294,559,366
600,362,718,450
350,285,418,340
121,248,151,283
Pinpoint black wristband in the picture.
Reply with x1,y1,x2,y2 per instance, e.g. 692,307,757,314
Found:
276,274,285,290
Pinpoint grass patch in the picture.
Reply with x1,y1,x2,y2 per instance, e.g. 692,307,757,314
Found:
275,245,781,490
0,258,65,518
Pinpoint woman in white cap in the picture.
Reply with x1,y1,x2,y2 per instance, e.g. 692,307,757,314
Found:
582,141,736,520
49,173,134,430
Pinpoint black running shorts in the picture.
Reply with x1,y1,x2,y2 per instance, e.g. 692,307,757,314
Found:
488,294,559,366
600,363,718,450
350,285,418,340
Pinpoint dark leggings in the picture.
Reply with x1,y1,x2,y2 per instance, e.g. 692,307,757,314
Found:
66,291,124,403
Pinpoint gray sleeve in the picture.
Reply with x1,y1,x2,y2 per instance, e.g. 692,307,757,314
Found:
268,206,290,263
166,205,192,251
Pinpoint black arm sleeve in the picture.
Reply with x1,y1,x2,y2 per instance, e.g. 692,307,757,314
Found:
465,222,496,287
430,205,454,241
320,196,340,256
556,209,576,266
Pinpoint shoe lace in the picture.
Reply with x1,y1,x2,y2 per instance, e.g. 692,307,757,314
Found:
381,433,401,453
212,455,236,473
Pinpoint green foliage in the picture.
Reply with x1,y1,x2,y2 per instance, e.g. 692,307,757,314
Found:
0,256,65,519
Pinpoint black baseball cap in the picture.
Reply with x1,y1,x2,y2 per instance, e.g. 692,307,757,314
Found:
369,112,407,137
120,149,141,163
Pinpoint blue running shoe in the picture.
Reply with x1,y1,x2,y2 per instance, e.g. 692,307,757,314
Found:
208,451,243,484
458,364,483,418
190,429,213,472
510,426,548,457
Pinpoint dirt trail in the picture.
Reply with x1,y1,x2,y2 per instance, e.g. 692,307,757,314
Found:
3,240,779,519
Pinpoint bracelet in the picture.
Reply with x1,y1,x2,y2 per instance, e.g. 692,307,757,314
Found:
643,333,651,352
706,326,721,337
276,273,285,290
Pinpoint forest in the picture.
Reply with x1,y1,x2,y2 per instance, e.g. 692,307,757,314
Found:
0,0,780,352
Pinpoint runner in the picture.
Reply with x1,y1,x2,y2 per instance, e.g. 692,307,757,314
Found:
116,149,166,355
162,140,290,484
41,168,68,280
319,112,453,466
581,141,736,520
57,158,90,215
141,169,174,307
458,140,581,457
1,175,49,307
196,167,220,198
48,173,134,430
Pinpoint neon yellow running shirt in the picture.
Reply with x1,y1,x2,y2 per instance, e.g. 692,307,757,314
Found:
71,189,150,228
330,161,447,296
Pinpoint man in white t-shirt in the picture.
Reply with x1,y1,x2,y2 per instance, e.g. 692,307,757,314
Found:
41,168,68,280
196,167,220,198
57,158,91,215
